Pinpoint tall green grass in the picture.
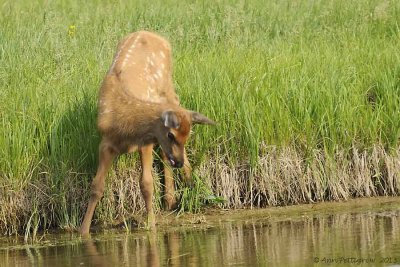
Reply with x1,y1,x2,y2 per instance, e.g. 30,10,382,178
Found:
1,0,400,235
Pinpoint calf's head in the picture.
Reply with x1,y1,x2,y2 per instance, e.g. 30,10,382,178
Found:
157,110,215,168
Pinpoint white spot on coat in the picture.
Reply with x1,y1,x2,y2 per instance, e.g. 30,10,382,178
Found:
102,109,112,114
157,69,163,78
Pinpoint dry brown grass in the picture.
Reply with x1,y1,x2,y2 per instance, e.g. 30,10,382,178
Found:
1,145,399,235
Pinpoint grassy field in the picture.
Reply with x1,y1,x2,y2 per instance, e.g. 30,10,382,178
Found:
1,0,400,236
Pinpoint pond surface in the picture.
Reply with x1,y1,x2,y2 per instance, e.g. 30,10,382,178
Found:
2,198,400,266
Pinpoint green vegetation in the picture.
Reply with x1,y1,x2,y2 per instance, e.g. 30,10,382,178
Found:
1,0,400,236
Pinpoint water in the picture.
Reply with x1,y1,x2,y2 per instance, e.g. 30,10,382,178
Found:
2,198,400,266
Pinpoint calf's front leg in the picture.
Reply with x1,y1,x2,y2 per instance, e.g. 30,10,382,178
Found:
162,148,192,211
182,148,192,186
162,151,177,210
139,144,156,230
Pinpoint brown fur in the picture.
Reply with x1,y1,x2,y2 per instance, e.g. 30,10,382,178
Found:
80,31,214,234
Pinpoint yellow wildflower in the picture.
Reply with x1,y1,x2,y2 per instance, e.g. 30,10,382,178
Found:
68,25,76,38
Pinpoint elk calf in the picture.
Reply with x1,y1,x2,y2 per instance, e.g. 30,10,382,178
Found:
80,31,214,234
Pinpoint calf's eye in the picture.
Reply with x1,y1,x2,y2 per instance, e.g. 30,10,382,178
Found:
167,132,175,141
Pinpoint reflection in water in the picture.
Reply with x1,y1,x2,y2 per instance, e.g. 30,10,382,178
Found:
2,210,400,266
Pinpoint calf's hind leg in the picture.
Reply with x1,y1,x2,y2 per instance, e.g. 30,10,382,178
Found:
80,141,116,234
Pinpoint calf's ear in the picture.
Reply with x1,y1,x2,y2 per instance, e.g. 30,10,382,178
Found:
161,110,180,129
190,111,216,125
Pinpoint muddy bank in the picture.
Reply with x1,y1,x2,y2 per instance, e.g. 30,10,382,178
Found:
105,196,400,234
